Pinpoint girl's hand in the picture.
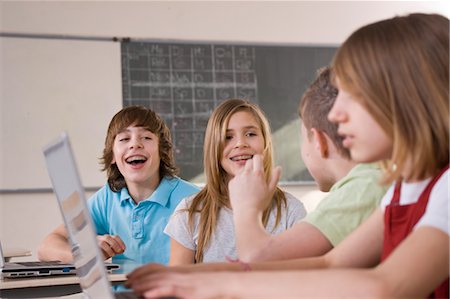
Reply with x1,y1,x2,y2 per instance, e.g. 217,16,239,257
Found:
228,154,281,214
125,263,169,292
130,271,232,299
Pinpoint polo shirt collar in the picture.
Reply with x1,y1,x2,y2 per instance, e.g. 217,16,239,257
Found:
119,188,132,205
118,177,178,207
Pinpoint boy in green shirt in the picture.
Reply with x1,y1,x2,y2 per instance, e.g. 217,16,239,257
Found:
231,66,387,261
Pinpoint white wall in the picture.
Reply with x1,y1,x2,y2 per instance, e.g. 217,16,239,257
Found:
1,1,448,258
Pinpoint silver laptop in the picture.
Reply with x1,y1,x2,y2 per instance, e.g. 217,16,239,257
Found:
43,132,138,299
0,240,77,278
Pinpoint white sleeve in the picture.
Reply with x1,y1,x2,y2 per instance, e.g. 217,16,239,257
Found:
284,192,307,227
164,197,197,250
380,184,395,211
416,170,449,235
380,184,395,213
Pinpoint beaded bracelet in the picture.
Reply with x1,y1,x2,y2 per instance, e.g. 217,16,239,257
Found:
225,256,252,271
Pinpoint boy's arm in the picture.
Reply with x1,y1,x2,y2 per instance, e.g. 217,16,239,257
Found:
37,224,126,262
241,208,383,271
228,155,331,262
37,224,73,263
236,220,333,262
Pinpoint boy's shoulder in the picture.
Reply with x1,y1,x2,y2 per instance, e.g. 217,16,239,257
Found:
88,183,124,209
91,183,116,198
167,177,200,191
175,177,201,189
331,163,383,191
164,176,200,200
328,163,388,203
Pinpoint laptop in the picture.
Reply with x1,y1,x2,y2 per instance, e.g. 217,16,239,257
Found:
0,240,77,278
43,132,138,299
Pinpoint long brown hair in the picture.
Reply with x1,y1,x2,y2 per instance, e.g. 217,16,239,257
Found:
332,13,449,183
187,99,287,263
101,105,178,191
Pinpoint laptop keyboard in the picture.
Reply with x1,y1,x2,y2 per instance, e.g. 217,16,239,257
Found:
114,292,141,299
16,261,64,266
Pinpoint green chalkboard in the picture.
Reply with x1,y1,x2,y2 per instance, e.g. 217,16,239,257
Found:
121,41,337,183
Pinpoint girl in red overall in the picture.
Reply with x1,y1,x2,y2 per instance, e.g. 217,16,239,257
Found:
125,13,448,299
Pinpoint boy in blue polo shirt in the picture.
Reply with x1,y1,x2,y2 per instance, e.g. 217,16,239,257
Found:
38,106,199,265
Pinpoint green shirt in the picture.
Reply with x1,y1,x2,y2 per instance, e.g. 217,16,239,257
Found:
303,163,387,246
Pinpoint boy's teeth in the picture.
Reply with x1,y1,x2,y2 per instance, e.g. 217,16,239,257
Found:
126,156,147,163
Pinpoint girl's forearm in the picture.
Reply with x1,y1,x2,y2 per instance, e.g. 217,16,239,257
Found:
233,207,273,262
226,269,387,298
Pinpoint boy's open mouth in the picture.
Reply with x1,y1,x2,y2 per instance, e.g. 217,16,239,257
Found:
126,156,147,165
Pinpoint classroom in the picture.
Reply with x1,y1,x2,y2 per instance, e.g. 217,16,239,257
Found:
0,2,448,297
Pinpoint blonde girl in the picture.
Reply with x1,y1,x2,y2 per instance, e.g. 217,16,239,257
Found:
164,98,306,264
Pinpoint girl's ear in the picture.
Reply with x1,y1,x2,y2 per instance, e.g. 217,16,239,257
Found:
311,128,329,158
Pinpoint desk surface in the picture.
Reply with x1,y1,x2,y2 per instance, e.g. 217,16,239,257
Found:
0,270,128,299
1,259,139,290
0,261,135,298
0,271,126,290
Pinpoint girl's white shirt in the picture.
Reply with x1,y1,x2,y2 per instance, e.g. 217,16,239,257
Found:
164,192,306,263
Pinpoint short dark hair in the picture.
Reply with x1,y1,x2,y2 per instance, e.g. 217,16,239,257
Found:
299,66,351,159
101,105,178,192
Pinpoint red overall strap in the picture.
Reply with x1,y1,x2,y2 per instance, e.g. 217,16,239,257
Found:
382,165,449,298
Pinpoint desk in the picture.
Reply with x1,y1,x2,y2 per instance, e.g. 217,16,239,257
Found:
0,268,127,298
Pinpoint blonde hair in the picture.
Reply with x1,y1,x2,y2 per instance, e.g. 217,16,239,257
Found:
187,98,287,263
332,13,449,183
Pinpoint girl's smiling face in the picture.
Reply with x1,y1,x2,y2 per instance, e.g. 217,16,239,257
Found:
112,125,161,189
328,81,392,163
221,110,265,180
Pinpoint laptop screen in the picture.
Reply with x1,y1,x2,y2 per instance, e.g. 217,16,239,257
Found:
43,133,115,298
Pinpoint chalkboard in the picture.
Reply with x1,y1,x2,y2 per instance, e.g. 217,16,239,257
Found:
121,41,337,183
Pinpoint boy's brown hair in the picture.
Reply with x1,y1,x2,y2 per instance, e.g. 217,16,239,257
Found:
100,105,178,192
299,66,351,159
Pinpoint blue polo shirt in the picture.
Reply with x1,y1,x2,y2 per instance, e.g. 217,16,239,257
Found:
87,176,199,265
